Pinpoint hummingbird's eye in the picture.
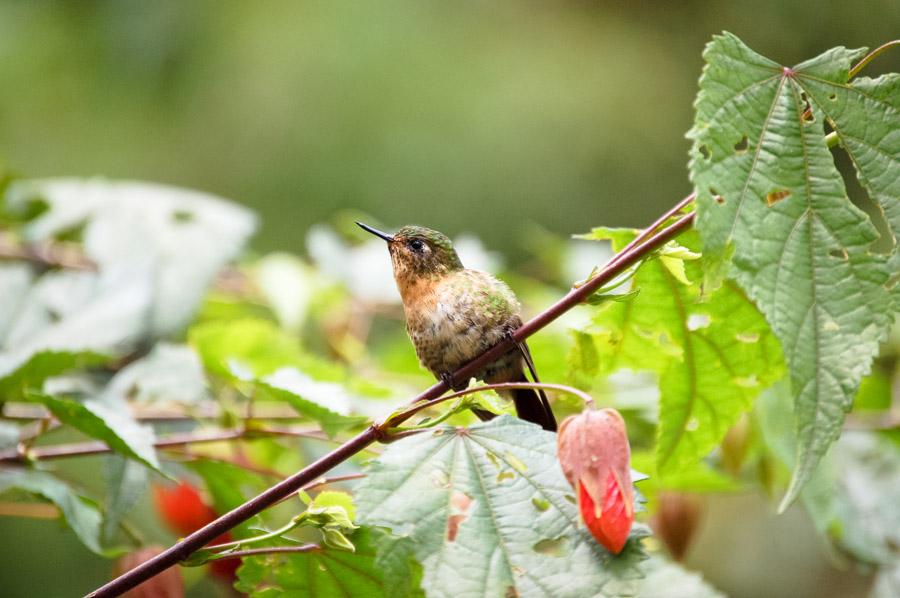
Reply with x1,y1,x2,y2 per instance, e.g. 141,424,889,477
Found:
408,239,425,252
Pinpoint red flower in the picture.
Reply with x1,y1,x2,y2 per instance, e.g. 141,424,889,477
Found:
557,408,633,554
152,481,238,583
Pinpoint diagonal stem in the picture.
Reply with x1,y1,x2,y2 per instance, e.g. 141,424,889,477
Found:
87,208,694,597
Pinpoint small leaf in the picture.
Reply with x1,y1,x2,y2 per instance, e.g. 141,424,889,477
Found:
312,490,356,520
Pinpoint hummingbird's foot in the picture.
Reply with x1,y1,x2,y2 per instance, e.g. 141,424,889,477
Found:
440,371,468,392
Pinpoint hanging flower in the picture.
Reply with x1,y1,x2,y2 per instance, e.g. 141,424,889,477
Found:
557,408,634,554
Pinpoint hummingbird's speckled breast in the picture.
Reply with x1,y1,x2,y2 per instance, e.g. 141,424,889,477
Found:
403,269,524,384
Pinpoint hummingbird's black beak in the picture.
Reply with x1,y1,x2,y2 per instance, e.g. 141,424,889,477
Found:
356,221,394,243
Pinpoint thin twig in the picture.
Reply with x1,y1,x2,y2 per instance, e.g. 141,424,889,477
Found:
849,40,900,79
0,426,328,464
206,544,320,562
389,381,597,427
0,231,96,270
88,206,695,598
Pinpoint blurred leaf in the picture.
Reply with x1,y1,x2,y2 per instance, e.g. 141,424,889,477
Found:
189,318,314,380
102,343,209,405
0,421,19,450
0,350,106,400
252,253,317,333
853,368,892,411
356,416,648,598
257,378,368,438
637,556,726,598
235,527,392,597
5,178,257,336
754,381,900,565
630,451,741,500
0,469,105,555
24,392,161,473
102,455,148,544
687,32,896,508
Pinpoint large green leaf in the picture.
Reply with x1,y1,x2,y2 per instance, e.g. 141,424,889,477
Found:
585,230,783,472
687,33,897,507
0,469,105,555
235,527,401,597
24,392,161,472
355,416,647,598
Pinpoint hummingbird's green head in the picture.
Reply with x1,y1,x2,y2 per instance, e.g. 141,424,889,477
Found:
356,222,463,281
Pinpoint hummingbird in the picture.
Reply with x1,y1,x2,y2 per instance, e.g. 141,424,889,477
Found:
357,222,557,431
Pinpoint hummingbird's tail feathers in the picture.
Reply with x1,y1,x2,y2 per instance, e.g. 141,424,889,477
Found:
510,384,558,432
513,342,558,432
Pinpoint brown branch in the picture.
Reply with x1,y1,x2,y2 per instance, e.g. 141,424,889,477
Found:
88,205,695,597
0,426,328,464
0,231,96,270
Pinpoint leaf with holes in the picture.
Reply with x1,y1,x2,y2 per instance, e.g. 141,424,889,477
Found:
355,416,648,598
687,32,896,508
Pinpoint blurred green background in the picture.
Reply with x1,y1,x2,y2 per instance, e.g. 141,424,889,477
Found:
2,0,898,259
1,2,898,596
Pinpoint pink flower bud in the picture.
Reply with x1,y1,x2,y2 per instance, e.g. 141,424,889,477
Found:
557,408,633,554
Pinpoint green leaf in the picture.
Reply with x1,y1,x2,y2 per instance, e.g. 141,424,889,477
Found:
24,392,161,472
590,235,783,472
235,527,397,597
807,71,900,305
256,380,368,438
0,350,107,400
312,490,356,520
102,455,148,544
356,416,648,598
575,227,640,252
0,469,104,555
189,318,307,380
687,33,896,508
